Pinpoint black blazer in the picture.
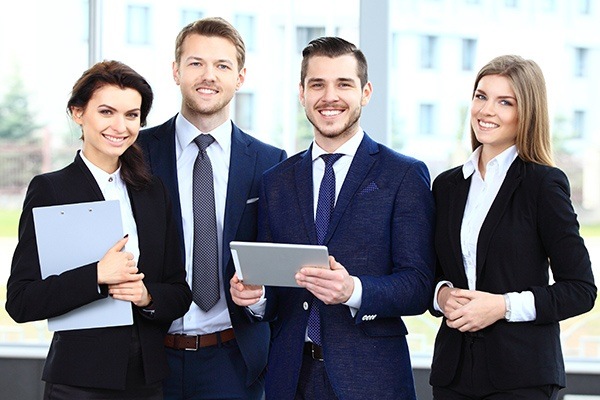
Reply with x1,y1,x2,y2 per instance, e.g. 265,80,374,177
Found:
138,116,287,385
430,157,596,389
5,153,192,390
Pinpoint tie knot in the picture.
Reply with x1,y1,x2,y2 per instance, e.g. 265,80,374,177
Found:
194,134,215,152
320,153,343,168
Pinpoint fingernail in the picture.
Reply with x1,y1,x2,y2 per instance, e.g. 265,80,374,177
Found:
123,234,129,238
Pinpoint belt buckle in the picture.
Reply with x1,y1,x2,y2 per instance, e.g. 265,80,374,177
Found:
185,335,199,351
311,344,324,361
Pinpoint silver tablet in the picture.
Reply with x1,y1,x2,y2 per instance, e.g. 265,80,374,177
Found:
229,241,330,287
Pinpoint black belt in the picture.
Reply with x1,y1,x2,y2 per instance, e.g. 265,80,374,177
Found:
164,329,235,350
304,342,324,361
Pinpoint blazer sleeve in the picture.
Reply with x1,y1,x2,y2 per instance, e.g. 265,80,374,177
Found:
135,178,192,323
358,159,436,318
256,177,280,322
531,168,596,324
6,175,107,323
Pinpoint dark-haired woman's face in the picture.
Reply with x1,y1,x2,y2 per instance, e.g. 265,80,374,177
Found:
72,84,142,173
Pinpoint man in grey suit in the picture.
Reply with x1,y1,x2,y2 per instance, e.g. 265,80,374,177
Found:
138,17,286,400
230,36,435,400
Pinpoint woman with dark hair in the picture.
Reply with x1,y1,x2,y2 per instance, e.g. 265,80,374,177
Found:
6,60,191,399
430,55,596,399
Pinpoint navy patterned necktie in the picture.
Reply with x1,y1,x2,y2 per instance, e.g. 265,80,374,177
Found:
308,153,343,346
192,134,220,312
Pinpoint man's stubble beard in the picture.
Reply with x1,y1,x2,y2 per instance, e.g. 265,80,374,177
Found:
183,94,231,117
306,106,361,140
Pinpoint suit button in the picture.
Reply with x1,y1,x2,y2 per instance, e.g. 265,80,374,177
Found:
303,301,309,310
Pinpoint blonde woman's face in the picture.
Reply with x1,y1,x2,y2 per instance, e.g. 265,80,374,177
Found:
471,74,518,158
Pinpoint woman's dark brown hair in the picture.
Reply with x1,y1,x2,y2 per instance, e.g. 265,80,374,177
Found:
67,60,154,189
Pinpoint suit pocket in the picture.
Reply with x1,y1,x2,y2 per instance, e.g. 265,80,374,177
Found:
360,317,408,337
358,181,379,195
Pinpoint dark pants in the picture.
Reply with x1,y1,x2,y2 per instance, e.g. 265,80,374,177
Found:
294,351,338,400
163,339,264,400
44,326,162,400
43,383,162,400
432,334,560,400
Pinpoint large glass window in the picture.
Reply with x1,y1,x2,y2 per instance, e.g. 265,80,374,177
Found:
126,5,151,45
235,14,256,52
234,92,255,132
419,104,436,136
181,9,204,28
574,47,588,77
579,0,591,14
573,110,586,139
461,38,477,71
420,35,438,69
296,26,326,53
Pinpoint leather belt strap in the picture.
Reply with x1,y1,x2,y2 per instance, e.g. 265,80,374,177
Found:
303,342,324,361
164,328,235,351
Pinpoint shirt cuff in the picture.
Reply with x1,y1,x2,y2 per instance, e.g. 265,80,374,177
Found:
433,280,454,313
505,291,536,322
246,286,267,319
343,276,362,317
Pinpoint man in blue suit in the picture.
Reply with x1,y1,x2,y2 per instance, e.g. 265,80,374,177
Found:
138,17,286,400
230,37,435,399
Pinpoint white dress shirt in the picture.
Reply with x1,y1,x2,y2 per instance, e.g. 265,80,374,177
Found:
433,145,536,322
168,114,232,335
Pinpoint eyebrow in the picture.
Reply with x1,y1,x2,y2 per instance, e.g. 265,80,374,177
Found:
185,56,234,67
306,77,356,84
98,104,141,113
475,89,516,100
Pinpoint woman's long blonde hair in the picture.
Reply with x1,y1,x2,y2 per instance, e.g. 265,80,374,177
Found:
470,55,554,166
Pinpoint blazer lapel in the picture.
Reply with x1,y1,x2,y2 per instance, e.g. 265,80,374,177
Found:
325,134,378,244
447,169,470,287
294,146,319,245
147,117,180,202
145,117,184,243
223,123,256,270
74,152,105,201
476,158,523,282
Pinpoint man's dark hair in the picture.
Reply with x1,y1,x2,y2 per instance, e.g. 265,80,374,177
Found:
300,36,368,87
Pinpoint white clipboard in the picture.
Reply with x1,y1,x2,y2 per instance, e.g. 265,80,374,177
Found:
33,200,133,331
230,241,330,287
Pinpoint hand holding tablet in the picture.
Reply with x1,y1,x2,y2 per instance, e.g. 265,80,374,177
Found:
230,241,330,287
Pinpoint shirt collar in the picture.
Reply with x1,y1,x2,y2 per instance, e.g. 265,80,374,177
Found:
79,150,123,191
175,113,232,155
311,128,364,161
462,145,518,179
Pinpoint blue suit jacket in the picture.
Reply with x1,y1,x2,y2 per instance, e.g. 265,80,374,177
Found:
137,116,287,385
259,133,435,400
